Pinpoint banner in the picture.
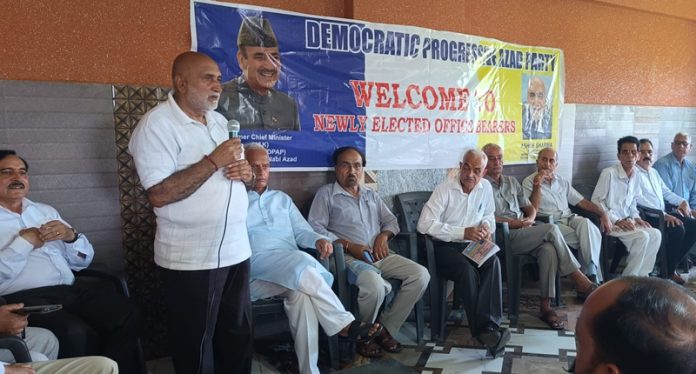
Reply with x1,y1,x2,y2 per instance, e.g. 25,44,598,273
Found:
192,0,564,170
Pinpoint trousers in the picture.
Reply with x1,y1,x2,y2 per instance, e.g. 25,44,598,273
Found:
352,253,430,335
557,215,603,281
251,267,354,374
645,215,696,274
608,226,661,276
433,242,503,336
509,223,580,298
160,260,252,374
30,356,118,373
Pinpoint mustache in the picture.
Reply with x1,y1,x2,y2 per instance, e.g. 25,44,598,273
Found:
8,181,25,188
642,157,651,161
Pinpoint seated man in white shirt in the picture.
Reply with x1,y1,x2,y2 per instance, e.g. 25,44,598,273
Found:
591,136,661,277
0,150,139,372
636,138,696,284
482,144,597,330
245,144,380,372
417,149,509,357
522,148,609,283
0,300,118,374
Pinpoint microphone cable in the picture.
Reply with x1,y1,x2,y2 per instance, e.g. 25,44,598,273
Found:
196,167,236,374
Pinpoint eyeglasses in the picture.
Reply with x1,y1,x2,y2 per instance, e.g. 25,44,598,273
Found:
336,162,363,171
673,141,691,147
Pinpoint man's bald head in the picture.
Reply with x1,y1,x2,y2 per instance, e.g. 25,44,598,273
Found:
575,277,696,373
171,51,216,83
537,147,556,159
169,51,222,116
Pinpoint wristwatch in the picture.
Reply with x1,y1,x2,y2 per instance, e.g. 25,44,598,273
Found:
64,227,80,244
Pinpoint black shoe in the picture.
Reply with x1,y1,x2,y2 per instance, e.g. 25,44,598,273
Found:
476,327,510,358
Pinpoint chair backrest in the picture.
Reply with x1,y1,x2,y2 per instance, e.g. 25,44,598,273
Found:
395,191,433,233
572,184,596,200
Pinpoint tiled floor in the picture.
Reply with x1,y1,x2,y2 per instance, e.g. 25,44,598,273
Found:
147,267,696,374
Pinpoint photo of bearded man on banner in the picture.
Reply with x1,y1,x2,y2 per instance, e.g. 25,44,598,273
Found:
522,75,553,140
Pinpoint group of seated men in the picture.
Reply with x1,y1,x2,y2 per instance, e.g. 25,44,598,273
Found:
245,132,696,369
245,134,696,369
4,49,696,374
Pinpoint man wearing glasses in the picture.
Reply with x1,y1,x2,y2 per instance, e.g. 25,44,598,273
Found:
654,132,696,218
308,146,429,358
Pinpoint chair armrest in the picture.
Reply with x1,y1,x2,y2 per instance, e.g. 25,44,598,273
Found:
494,222,511,250
637,204,665,231
570,205,600,224
423,235,451,272
394,232,418,261
637,204,664,219
422,234,442,287
327,244,350,309
299,247,329,269
535,214,554,224
74,263,130,298
0,335,32,363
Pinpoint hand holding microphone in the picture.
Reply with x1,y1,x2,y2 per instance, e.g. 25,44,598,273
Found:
208,120,244,165
209,120,251,181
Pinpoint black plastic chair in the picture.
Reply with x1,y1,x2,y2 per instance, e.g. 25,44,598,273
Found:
636,204,669,278
251,247,340,370
72,264,147,374
494,222,561,325
421,233,454,343
0,297,32,364
571,184,624,279
332,212,427,347
393,191,431,344
0,335,32,363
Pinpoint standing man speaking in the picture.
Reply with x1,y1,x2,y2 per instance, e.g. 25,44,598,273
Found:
130,51,253,374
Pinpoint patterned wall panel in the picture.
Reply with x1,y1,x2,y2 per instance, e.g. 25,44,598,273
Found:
112,85,170,358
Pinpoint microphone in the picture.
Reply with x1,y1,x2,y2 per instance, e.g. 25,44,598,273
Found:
226,119,244,160
227,120,240,139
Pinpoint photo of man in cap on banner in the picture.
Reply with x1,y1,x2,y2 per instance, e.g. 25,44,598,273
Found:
217,16,301,131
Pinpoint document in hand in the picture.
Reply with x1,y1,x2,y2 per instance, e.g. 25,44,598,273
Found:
461,239,499,267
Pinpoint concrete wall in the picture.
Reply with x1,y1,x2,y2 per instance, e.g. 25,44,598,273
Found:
2,1,695,107
0,80,123,267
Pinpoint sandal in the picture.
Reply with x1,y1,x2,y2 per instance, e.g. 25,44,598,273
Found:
576,282,599,300
540,310,567,330
340,321,383,342
476,327,510,358
671,272,686,285
374,328,402,353
356,339,384,358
